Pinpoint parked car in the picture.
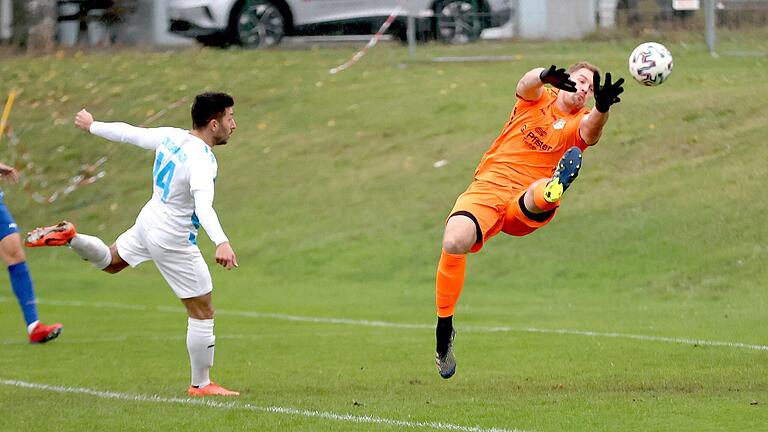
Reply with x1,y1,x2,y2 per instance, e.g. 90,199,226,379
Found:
168,0,512,48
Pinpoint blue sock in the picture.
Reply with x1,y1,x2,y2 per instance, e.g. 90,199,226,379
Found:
8,262,39,326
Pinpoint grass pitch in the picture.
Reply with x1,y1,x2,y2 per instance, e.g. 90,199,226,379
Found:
0,33,767,431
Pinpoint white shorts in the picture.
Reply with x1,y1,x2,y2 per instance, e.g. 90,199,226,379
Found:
115,224,213,299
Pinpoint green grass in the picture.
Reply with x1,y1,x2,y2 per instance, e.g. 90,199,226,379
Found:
1,34,767,431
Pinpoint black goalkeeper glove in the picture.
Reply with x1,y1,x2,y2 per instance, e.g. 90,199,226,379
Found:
539,65,577,92
593,71,625,113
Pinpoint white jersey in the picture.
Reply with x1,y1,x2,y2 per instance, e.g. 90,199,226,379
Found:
89,122,228,249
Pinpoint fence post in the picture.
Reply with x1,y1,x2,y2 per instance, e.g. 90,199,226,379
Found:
704,0,716,56
407,9,416,59
0,0,11,42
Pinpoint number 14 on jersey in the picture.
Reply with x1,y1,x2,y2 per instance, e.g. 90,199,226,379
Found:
153,151,176,203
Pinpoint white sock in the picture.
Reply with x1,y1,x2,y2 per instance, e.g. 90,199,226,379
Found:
27,320,39,334
187,317,215,388
69,234,112,269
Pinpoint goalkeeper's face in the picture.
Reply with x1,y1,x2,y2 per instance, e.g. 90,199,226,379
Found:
561,68,594,111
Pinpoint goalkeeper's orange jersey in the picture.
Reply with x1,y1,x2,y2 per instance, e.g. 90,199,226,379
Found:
474,87,591,191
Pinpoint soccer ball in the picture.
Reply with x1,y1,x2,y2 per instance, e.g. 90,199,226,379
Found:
628,42,673,86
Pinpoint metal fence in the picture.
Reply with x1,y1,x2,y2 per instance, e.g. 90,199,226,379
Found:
476,0,768,55
603,0,768,31
2,0,766,53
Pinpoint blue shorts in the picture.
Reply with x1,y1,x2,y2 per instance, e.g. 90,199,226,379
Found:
0,192,19,241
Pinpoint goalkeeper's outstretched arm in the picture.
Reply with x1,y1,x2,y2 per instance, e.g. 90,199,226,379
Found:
516,67,548,102
517,65,578,102
580,71,625,146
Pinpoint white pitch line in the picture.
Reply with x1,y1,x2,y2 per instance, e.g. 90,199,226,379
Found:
0,334,266,345
2,297,767,352
0,336,129,345
477,326,768,352
0,379,524,432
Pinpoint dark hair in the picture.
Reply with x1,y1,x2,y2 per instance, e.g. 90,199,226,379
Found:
191,92,235,130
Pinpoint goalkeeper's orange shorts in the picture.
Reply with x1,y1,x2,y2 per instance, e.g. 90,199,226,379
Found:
448,180,557,253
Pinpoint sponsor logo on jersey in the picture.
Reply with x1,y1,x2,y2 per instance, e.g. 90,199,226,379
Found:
525,130,553,151
553,119,566,130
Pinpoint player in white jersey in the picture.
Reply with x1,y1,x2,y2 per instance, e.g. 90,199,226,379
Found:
26,92,240,396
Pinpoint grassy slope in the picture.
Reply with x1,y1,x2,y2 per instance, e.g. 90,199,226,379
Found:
0,34,767,431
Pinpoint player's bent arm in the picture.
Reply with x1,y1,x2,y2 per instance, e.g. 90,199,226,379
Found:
515,68,546,102
193,190,237,269
579,108,609,146
192,189,229,246
89,121,161,150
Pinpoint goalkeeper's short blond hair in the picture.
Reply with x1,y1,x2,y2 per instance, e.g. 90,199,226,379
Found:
568,62,600,75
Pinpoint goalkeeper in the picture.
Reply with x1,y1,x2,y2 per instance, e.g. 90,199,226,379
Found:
434,62,625,379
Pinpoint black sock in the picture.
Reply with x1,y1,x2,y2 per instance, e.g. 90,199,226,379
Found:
436,316,453,355
518,194,554,223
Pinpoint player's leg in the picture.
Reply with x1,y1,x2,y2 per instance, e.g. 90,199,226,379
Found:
522,146,583,214
180,292,239,396
435,183,506,379
182,295,238,397
148,241,238,396
70,236,129,273
437,213,476,319
435,213,477,379
0,199,62,343
0,232,63,343
99,244,130,273
181,291,216,390
437,213,476,315
502,147,585,237
26,221,132,273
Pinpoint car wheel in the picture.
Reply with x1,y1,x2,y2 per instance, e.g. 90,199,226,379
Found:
231,0,286,48
434,0,482,44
